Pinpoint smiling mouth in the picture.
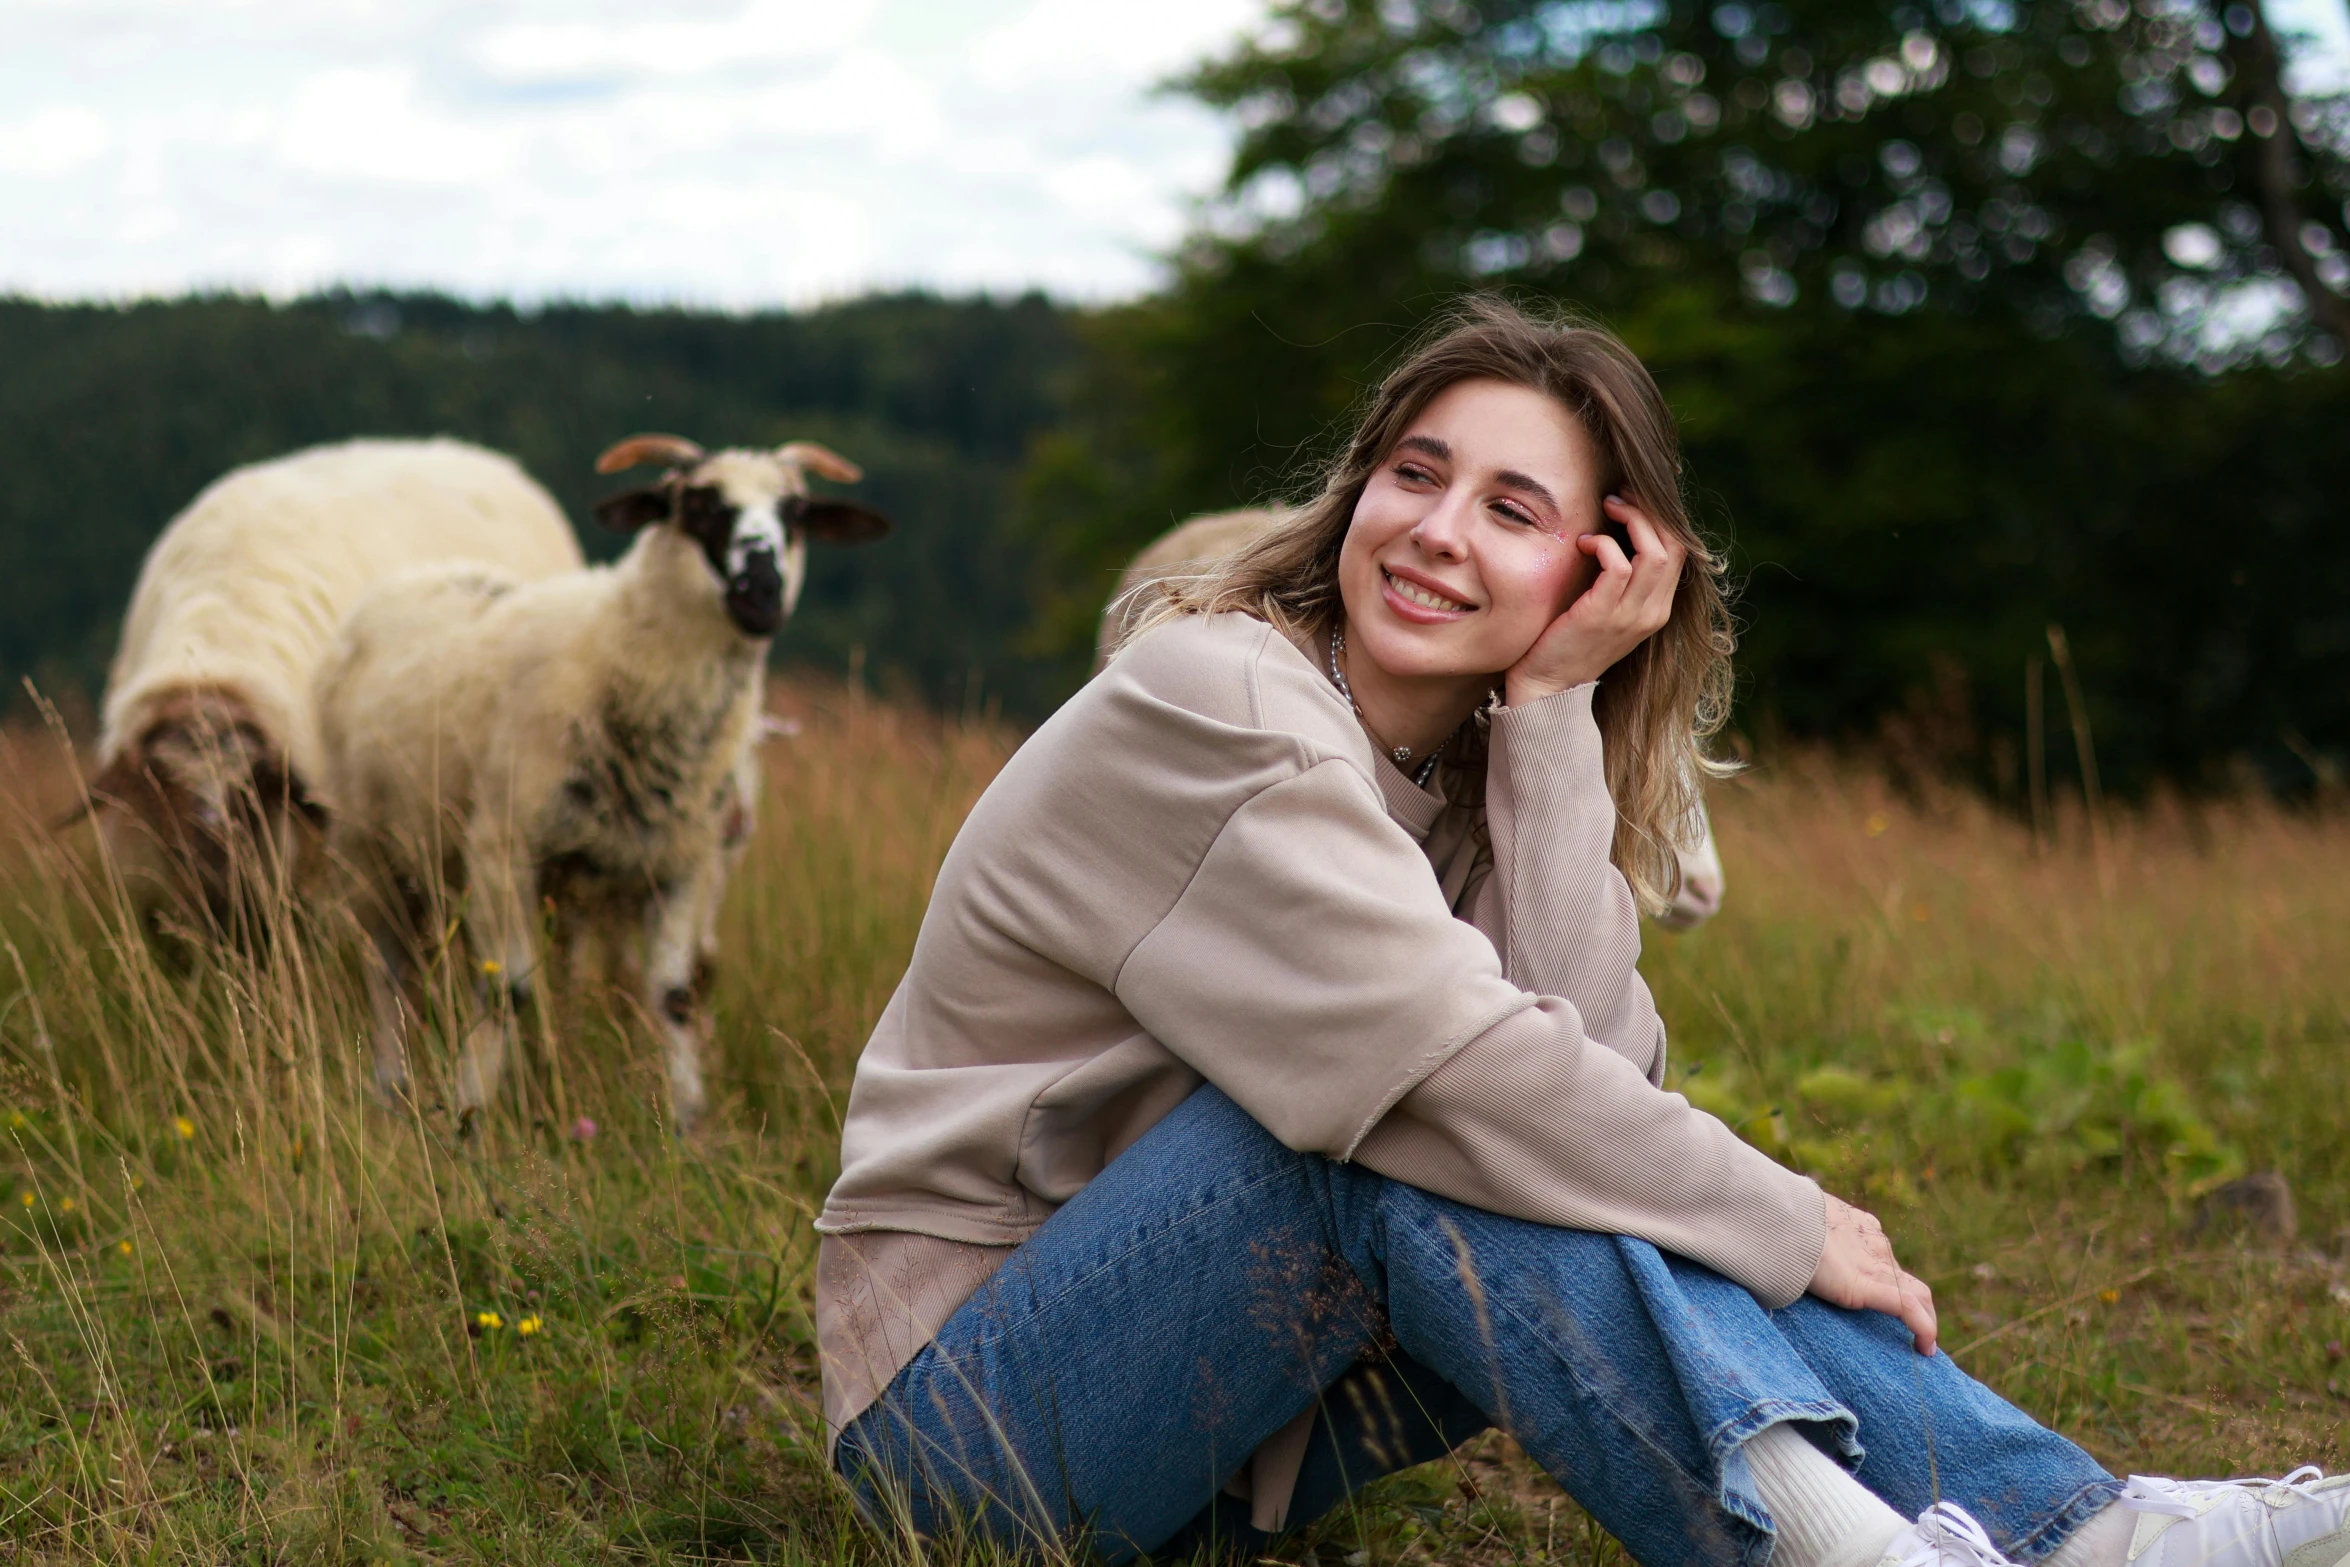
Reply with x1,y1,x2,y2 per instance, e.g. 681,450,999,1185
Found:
1385,568,1474,613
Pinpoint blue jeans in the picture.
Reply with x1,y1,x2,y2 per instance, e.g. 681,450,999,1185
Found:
837,1086,2118,1564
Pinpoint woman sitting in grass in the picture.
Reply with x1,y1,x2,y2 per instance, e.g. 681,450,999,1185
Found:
813,297,2343,1567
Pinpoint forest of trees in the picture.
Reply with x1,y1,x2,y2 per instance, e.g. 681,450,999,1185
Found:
0,290,1084,719
1013,0,2350,796
3,0,2346,796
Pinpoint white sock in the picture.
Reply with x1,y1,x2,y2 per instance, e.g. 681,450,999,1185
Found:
2040,1502,2135,1567
1746,1421,1910,1567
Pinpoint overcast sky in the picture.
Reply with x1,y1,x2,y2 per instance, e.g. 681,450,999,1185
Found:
5,0,2345,311
0,0,1264,308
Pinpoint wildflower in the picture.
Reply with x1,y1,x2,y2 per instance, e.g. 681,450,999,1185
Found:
476,1310,504,1330
118,1240,133,1257
17,1192,31,1208
481,959,503,977
173,1116,195,1140
517,1316,544,1336
59,1197,74,1213
5,1111,24,1130
569,1116,598,1143
2098,1288,2120,1305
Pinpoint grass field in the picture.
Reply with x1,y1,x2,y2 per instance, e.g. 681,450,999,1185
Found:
0,680,2344,1564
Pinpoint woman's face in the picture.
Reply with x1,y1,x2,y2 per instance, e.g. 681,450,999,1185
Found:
1338,377,1609,683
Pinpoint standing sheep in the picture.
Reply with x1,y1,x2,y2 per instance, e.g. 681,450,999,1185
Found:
1098,506,1729,928
314,434,891,1132
87,439,585,941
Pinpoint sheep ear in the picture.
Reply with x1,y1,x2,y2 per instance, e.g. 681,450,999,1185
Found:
776,442,863,483
594,485,672,533
791,498,892,545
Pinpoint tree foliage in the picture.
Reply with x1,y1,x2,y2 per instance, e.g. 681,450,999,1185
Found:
1194,0,2349,354
1012,0,2350,794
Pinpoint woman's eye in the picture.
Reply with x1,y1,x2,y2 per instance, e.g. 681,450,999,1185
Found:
1394,462,1437,486
1490,502,1535,527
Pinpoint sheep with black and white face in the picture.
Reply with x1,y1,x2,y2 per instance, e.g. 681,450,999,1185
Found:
315,434,891,1133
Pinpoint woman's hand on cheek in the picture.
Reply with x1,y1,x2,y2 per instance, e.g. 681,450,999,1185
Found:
1810,1193,1939,1354
1503,495,1686,707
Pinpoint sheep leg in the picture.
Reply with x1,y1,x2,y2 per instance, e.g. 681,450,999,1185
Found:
455,824,541,1133
643,869,716,1134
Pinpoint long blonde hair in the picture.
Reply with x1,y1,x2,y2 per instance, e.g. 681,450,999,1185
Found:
1116,296,1736,912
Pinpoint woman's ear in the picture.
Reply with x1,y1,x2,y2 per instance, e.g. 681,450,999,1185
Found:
593,485,673,533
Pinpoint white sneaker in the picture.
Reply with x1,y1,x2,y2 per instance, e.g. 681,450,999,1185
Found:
1881,1502,2027,1567
2121,1469,2350,1567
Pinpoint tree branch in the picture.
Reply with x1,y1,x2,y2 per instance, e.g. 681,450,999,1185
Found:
2230,0,2350,343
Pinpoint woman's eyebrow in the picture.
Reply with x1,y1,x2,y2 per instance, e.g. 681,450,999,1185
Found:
1494,468,1560,511
1398,434,1559,512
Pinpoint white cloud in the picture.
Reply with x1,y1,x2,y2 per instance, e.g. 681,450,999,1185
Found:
0,0,1262,306
278,68,519,185
468,0,879,84
970,0,1256,89
0,106,110,177
2267,0,2350,93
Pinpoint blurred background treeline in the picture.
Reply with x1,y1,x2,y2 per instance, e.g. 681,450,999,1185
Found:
0,290,1084,719
4,0,2346,799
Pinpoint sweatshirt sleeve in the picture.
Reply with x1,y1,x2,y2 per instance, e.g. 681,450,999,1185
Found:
1461,684,1664,1080
1356,1016,1827,1307
1111,756,1828,1303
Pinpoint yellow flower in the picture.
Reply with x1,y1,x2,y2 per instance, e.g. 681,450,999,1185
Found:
476,1310,504,1330
17,1192,30,1208
59,1197,74,1213
117,1240,133,1257
517,1316,544,1336
173,1116,196,1140
2098,1288,2120,1305
480,959,503,977
5,1111,24,1129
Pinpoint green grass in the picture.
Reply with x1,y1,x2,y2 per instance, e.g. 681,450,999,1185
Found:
0,686,2344,1563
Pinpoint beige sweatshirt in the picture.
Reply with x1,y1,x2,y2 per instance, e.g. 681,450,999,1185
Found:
814,612,1827,1522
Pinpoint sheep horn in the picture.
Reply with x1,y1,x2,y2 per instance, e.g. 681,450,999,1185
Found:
776,441,863,484
596,434,705,474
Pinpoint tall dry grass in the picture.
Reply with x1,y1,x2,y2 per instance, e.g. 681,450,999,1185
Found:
0,682,2342,1563
0,681,1009,1563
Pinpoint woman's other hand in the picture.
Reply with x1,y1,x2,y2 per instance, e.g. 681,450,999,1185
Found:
1810,1193,1939,1354
1504,494,1686,707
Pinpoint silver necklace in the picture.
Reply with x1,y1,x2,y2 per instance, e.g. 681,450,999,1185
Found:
1328,625,1445,787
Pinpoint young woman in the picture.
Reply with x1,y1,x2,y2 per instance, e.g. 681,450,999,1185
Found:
813,299,2346,1567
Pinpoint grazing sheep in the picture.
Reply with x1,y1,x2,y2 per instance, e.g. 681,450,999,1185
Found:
86,438,585,941
1098,507,1729,929
315,434,891,1132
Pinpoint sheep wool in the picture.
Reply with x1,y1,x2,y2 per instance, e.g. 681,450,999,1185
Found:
314,435,891,1133
93,438,585,931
